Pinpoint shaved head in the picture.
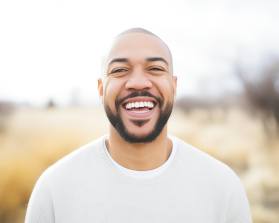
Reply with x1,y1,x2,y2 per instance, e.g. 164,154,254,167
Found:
103,27,173,75
117,28,160,38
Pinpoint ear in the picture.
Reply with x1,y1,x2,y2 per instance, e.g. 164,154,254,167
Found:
98,78,103,97
172,75,177,96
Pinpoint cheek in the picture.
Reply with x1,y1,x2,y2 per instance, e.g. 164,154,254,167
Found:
157,78,175,98
104,79,124,107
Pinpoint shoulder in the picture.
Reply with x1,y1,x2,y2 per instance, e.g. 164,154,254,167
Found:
38,136,107,186
171,137,251,222
171,136,240,183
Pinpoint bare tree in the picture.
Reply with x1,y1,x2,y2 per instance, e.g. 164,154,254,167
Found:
235,57,279,136
0,101,14,133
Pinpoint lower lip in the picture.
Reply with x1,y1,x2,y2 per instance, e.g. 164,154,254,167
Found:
121,106,157,119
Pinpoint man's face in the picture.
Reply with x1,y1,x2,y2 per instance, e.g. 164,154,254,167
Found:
99,32,176,143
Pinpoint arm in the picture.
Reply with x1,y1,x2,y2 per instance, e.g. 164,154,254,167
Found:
224,175,252,223
25,171,55,223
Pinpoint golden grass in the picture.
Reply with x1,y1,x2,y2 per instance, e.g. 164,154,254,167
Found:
0,106,278,223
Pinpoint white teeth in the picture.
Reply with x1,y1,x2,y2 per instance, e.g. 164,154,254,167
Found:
125,101,155,110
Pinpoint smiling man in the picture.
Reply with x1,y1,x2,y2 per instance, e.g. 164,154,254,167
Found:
25,28,251,223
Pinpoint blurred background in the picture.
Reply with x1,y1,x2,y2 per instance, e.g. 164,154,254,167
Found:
1,0,279,222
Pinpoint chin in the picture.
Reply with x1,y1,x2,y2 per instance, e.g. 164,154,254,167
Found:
119,127,162,143
105,101,173,144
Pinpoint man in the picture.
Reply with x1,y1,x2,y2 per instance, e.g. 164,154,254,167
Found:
25,28,251,223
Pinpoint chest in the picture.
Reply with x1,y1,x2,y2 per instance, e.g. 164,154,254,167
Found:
53,179,226,223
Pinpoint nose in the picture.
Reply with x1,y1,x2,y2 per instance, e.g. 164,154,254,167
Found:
125,67,152,90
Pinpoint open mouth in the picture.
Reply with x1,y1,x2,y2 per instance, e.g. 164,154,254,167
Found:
121,97,158,118
124,101,155,110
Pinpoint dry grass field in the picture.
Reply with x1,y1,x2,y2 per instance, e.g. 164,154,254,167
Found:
0,106,278,223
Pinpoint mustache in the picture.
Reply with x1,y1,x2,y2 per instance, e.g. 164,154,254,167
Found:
115,91,162,109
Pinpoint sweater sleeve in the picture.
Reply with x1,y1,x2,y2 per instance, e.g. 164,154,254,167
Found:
25,170,55,223
224,174,252,223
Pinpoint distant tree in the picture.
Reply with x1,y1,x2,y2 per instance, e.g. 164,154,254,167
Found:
46,99,56,109
235,56,279,136
0,101,14,133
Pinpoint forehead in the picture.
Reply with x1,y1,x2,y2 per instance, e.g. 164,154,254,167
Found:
106,33,172,65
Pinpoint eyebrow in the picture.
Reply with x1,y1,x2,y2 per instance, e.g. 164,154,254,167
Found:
146,57,169,66
108,57,169,66
108,58,129,65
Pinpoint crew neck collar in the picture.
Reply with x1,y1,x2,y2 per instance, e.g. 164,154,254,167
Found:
102,135,177,179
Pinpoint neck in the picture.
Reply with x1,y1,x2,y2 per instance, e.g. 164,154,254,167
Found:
106,127,172,171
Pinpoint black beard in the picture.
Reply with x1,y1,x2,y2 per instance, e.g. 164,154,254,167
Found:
104,91,173,143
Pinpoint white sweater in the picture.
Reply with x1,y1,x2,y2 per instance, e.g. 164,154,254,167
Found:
25,136,251,223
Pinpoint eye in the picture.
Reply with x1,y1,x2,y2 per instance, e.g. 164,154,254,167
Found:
107,67,129,77
110,67,128,74
147,66,166,72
